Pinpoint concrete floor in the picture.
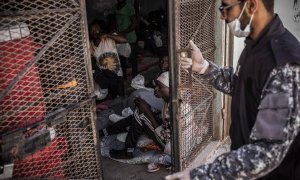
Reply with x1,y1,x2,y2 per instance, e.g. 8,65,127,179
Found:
100,138,230,180
101,157,170,180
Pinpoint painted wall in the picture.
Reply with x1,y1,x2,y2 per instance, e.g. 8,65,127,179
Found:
233,0,300,68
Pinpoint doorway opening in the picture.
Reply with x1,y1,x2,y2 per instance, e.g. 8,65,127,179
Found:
86,0,171,179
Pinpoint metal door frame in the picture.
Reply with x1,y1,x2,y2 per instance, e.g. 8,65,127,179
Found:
168,0,228,172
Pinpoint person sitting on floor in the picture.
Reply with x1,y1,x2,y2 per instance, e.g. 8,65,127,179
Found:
99,72,171,172
127,74,163,111
89,20,127,99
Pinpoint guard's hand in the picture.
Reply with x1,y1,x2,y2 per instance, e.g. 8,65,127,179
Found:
165,169,191,180
180,40,208,73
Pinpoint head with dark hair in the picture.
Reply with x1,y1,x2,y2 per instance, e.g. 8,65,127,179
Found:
157,48,169,72
261,0,274,13
220,0,276,39
89,20,107,41
239,0,274,13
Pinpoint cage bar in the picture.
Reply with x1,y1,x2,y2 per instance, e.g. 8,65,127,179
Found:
173,0,216,170
0,0,101,179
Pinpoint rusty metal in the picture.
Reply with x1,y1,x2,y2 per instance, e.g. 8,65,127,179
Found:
168,0,181,172
173,0,216,170
0,0,101,179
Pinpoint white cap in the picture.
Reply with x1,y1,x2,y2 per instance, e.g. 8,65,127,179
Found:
157,72,169,87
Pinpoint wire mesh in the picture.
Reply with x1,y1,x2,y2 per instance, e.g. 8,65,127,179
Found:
175,0,216,169
0,0,100,179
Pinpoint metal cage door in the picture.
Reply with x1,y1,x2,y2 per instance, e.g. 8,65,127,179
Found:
0,0,101,179
168,0,218,171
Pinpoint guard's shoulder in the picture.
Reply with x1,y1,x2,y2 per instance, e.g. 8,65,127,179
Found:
270,30,300,66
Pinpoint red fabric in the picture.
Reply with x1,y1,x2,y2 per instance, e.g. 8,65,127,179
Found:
0,37,66,178
96,99,112,111
142,142,161,151
13,137,67,178
0,37,45,134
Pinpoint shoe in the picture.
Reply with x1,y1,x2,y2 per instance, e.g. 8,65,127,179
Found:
109,149,134,159
147,163,160,173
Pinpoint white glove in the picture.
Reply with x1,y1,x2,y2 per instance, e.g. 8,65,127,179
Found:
165,169,191,180
180,40,209,74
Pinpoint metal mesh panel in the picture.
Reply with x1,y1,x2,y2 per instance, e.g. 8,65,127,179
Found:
175,0,216,169
0,0,79,12
0,0,101,179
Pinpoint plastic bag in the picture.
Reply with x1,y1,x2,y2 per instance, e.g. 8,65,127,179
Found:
94,81,108,100
121,107,134,117
131,74,146,89
109,114,125,123
117,132,128,142
163,141,171,155
153,35,162,47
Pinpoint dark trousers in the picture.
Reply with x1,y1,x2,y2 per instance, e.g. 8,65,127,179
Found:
119,55,127,80
129,43,138,78
93,69,124,98
106,114,164,149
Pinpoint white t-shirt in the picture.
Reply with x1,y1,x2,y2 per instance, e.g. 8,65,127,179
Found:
91,37,123,76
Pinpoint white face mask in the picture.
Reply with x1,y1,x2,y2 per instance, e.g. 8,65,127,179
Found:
228,2,254,37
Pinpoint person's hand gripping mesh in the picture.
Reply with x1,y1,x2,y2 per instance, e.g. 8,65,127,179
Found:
180,40,209,74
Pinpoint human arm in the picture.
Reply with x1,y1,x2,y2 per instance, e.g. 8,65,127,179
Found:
134,97,159,128
201,61,235,95
181,41,235,95
104,34,127,44
166,63,300,180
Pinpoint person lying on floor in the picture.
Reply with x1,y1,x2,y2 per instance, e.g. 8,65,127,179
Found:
99,71,171,171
